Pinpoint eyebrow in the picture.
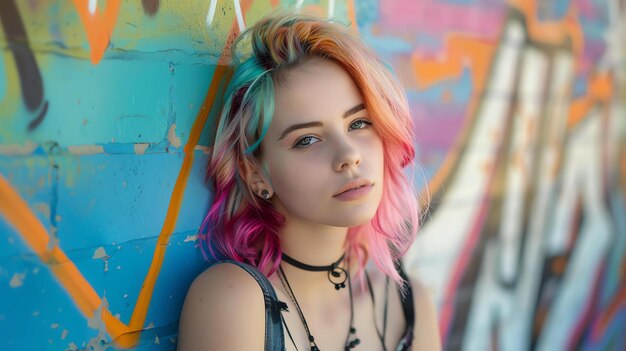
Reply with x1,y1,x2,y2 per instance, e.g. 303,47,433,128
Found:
277,103,366,141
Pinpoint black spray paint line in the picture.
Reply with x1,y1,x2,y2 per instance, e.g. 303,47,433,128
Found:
0,0,48,130
142,0,160,17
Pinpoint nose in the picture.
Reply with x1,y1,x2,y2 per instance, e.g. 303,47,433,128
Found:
333,138,361,172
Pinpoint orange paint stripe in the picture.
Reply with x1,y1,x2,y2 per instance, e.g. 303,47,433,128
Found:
411,34,494,90
73,0,122,64
0,177,50,257
411,35,497,204
568,73,613,128
0,175,130,337
126,0,291,344
347,0,358,31
123,14,246,350
508,0,584,54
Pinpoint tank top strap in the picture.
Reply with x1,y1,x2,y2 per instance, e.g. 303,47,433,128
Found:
215,260,287,351
394,259,414,351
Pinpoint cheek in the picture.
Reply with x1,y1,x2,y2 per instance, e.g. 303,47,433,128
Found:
368,136,385,172
268,155,318,198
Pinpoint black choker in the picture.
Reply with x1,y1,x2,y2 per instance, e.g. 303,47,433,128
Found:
281,253,348,290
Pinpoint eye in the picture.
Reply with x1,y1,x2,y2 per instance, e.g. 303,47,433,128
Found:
349,119,373,131
293,135,320,149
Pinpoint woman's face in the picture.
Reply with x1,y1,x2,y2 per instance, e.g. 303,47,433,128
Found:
256,57,384,227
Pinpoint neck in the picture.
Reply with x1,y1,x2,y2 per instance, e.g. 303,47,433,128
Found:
281,226,347,265
276,217,352,297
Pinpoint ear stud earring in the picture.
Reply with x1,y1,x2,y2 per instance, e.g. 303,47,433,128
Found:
260,189,271,200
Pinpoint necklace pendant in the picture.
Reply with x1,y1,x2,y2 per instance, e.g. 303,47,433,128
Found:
311,346,320,351
334,282,347,290
346,338,361,349
328,266,348,290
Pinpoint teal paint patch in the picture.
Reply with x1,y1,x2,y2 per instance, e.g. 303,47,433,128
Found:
18,55,173,146
101,142,137,154
0,215,23,260
174,151,213,234
53,152,181,250
170,62,220,148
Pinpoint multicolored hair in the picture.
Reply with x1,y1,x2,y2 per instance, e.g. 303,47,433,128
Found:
199,8,420,284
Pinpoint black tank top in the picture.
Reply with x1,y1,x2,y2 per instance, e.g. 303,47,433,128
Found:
216,259,415,350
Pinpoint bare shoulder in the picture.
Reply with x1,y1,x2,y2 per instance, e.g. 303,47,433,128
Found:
177,262,266,351
408,276,442,351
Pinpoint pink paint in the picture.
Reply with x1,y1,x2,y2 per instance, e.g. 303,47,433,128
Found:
332,184,374,201
584,41,607,62
575,0,598,19
379,0,505,39
414,114,464,149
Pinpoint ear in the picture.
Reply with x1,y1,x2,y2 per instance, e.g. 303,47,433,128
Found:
239,158,273,199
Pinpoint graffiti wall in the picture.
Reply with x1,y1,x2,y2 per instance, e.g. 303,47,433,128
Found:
0,0,624,350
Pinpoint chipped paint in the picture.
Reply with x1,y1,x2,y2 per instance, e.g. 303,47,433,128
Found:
167,124,182,148
133,143,149,155
193,145,211,154
67,145,105,155
9,272,25,288
183,234,197,242
0,141,38,155
92,247,109,260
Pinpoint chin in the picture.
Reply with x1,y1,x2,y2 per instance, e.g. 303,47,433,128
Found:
329,208,378,228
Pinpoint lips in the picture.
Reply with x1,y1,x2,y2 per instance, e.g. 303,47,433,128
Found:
333,178,373,197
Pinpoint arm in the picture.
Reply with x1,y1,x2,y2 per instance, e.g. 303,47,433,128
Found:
410,277,442,351
177,263,266,351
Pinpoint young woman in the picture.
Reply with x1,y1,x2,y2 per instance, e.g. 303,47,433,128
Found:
177,9,441,351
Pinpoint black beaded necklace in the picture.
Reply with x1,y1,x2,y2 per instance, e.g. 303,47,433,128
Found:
278,254,361,351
